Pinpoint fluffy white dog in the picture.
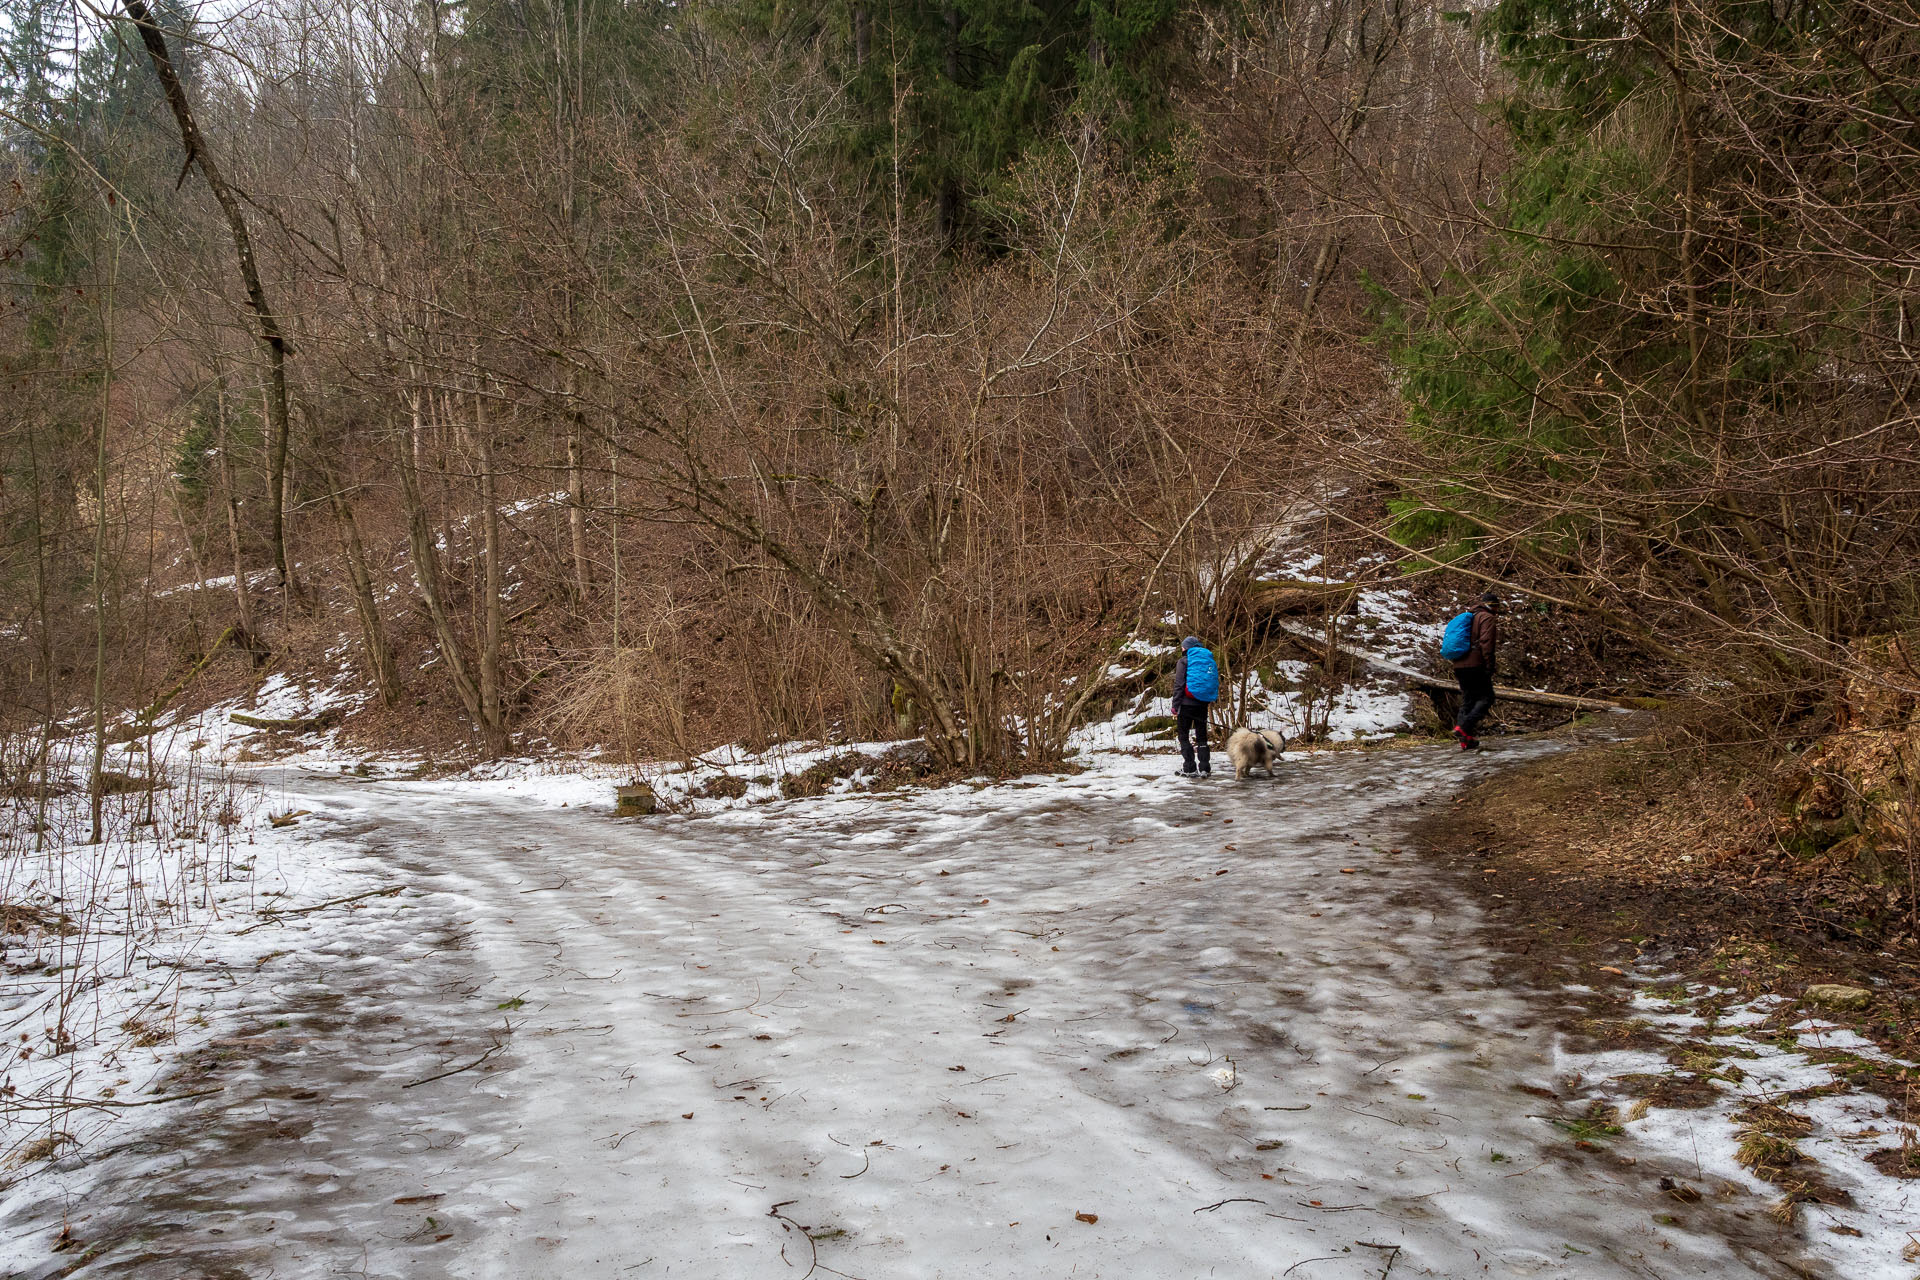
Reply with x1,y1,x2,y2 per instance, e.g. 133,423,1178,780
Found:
1225,727,1287,780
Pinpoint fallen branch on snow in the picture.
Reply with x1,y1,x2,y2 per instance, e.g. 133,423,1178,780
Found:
1194,1197,1266,1213
403,1024,511,1089
233,885,404,935
3,1086,224,1113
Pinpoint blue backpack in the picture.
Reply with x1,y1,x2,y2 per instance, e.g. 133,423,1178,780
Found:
1440,610,1476,662
1183,646,1220,702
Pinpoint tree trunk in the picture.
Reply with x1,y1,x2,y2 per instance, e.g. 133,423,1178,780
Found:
87,219,119,845
469,390,507,750
566,397,592,605
212,372,259,647
935,181,960,251
934,7,961,249
398,392,498,752
24,426,60,849
329,484,401,705
268,378,296,602
122,0,298,596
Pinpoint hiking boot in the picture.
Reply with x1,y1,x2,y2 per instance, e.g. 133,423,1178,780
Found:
1451,725,1469,745
1458,734,1480,751
1175,768,1199,778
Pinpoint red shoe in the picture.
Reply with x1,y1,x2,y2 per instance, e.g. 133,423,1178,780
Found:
1459,734,1480,751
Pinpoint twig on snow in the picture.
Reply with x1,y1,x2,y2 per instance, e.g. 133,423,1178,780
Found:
767,1200,819,1278
234,885,404,934
4,1086,222,1113
1357,1241,1403,1278
1194,1197,1265,1213
403,1021,511,1088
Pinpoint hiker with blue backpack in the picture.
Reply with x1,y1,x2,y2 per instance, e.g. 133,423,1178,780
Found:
1440,592,1501,750
1172,635,1220,777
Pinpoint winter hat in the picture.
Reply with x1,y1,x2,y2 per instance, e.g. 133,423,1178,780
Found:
1182,635,1200,649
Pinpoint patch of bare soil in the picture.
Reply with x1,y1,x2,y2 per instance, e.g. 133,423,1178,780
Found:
1417,730,1920,1094
0,904,76,938
1864,1144,1920,1179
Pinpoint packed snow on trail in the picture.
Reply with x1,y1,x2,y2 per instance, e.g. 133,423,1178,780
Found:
2,731,1909,1279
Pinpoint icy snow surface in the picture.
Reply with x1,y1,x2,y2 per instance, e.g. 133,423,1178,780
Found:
0,740,1885,1279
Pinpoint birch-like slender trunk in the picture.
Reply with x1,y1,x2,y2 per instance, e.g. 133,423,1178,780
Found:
87,219,120,844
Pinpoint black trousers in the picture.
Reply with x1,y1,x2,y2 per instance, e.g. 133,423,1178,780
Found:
1177,705,1211,773
1455,666,1496,735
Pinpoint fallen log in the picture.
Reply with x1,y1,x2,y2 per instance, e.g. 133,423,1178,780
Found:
91,770,164,796
1450,684,1629,713
1243,578,1359,618
229,708,341,733
1275,621,1632,717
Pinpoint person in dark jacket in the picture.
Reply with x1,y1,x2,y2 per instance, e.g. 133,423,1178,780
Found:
1450,592,1501,750
1171,635,1212,777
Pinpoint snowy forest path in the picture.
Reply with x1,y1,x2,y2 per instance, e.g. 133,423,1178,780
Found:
16,745,1827,1279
